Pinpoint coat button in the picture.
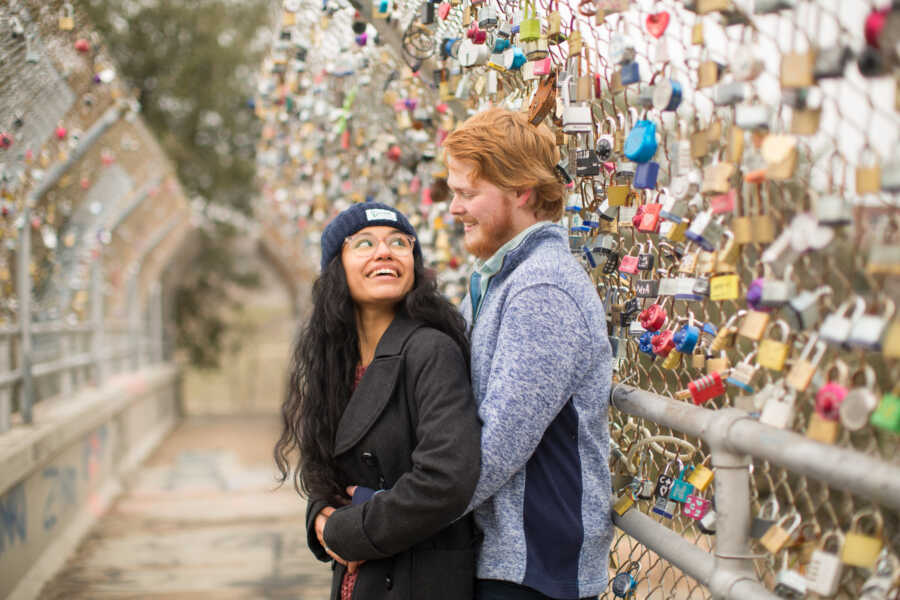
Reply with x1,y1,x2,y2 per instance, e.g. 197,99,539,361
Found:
385,574,393,590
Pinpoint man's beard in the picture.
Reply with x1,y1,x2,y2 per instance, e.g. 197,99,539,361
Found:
463,204,517,259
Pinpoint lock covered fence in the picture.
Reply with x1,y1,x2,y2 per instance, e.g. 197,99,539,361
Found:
254,0,900,598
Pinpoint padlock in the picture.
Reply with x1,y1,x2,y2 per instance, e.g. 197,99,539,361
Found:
820,296,866,348
685,210,725,252
624,119,658,163
859,553,897,600
757,320,792,371
637,202,663,233
619,61,640,86
706,351,730,374
786,335,826,392
857,45,887,78
613,490,637,515
653,459,680,500
576,149,601,177
714,81,746,107
546,7,564,44
840,366,880,432
688,372,726,405
783,285,831,332
760,511,803,553
518,0,540,41
683,493,711,520
739,310,771,342
652,495,677,519
759,382,798,430
726,351,759,394
762,134,798,181
759,265,796,309
652,78,683,112
698,507,717,534
856,146,883,195
736,103,771,131
841,511,883,569
59,2,76,30
562,104,593,135
773,553,807,599
702,160,735,195
871,384,900,432
805,531,844,597
477,4,497,28
814,45,853,80
781,50,815,88
611,561,641,597
711,311,745,352
609,31,636,66
848,298,896,351
813,359,849,421
806,412,841,444
751,186,776,244
674,315,701,354
652,328,676,357
750,497,780,539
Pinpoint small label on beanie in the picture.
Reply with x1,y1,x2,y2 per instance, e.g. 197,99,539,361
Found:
366,208,397,222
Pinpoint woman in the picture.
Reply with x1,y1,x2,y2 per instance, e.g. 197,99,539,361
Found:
275,202,481,600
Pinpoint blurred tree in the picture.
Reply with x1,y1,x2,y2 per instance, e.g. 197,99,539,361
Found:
85,0,270,368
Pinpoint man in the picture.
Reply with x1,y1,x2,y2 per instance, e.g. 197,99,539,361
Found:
443,107,613,600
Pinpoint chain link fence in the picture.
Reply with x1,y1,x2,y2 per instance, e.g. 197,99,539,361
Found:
257,0,900,597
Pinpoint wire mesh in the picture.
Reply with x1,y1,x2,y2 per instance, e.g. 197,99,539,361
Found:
257,0,900,597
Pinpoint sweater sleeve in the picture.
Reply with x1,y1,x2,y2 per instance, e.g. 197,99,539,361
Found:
466,283,594,512
323,332,481,561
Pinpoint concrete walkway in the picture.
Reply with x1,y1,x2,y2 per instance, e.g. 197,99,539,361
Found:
37,416,333,599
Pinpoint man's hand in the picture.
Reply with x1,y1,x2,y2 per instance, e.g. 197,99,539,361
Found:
314,505,366,573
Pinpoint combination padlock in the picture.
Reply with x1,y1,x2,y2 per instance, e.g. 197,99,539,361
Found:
805,531,844,597
611,562,641,598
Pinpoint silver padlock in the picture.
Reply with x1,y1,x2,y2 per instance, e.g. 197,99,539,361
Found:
610,33,635,66
819,296,866,347
652,496,676,519
754,0,795,13
714,81,746,106
782,285,831,331
859,552,898,600
735,104,771,130
685,210,725,252
759,381,797,429
563,104,594,135
698,508,717,534
774,567,807,599
816,193,852,227
805,531,844,597
759,265,796,309
478,4,498,28
839,366,880,432
847,298,895,351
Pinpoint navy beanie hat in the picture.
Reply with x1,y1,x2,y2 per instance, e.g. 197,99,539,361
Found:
319,202,421,271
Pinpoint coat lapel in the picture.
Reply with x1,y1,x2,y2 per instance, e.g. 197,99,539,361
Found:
333,316,423,456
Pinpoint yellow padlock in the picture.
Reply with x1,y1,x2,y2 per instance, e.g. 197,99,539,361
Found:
738,310,770,342
760,512,802,554
756,320,792,371
841,511,884,569
686,463,714,491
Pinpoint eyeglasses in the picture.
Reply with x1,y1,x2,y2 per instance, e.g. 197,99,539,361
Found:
343,231,416,258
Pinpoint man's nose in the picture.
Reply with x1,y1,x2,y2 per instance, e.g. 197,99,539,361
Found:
449,194,463,216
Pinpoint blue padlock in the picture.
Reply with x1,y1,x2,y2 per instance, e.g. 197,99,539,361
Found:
611,562,641,598
668,465,696,503
442,37,460,59
639,330,659,355
673,322,700,353
633,161,660,189
506,47,526,70
620,61,640,85
624,120,658,163
493,37,510,52
652,78,683,112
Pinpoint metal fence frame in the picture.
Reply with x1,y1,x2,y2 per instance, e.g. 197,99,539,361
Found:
610,383,900,600
0,100,168,433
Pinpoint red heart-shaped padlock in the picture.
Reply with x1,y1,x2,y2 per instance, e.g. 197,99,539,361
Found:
646,12,670,38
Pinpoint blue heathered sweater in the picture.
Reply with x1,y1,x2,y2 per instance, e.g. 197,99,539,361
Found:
463,222,613,599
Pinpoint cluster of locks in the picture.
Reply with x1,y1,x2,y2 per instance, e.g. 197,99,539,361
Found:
260,0,900,596
0,1,137,323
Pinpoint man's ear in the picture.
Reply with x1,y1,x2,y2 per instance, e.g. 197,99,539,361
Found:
515,188,533,208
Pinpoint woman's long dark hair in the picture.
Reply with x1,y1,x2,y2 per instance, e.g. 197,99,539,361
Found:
274,251,470,501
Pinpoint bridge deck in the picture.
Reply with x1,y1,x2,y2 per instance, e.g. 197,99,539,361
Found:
37,415,332,599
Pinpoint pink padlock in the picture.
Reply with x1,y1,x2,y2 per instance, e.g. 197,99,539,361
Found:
437,1,451,19
814,360,849,421
533,57,552,76
683,494,711,520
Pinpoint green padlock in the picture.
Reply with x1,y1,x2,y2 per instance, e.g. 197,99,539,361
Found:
871,384,900,432
519,0,541,42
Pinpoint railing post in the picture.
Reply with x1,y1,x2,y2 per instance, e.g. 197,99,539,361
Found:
128,275,141,371
17,206,34,424
151,284,163,364
91,259,107,386
0,334,11,433
59,331,73,398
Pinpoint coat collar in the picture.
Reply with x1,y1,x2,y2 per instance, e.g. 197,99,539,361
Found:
333,315,423,456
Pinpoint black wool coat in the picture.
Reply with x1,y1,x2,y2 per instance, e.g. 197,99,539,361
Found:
305,316,481,600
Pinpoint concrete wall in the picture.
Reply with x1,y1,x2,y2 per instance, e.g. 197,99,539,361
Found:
0,365,180,600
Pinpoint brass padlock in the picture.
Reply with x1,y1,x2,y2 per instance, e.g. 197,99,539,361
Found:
757,320,792,371
751,185,776,244
698,59,721,89
692,22,704,45
841,511,884,569
856,146,882,195
780,50,815,88
806,412,840,444
738,310,771,342
786,335,826,392
710,311,745,351
760,512,802,553
761,134,797,181
706,350,730,374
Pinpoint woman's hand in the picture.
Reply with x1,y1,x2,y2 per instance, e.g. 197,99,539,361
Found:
315,505,366,573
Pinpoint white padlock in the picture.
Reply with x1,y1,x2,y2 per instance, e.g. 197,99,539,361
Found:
805,531,844,597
